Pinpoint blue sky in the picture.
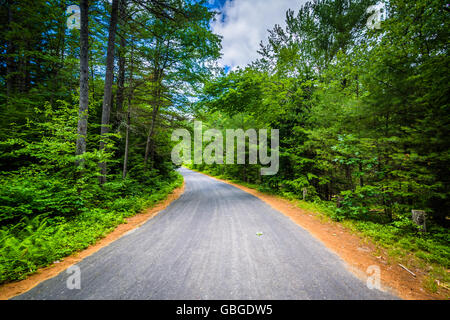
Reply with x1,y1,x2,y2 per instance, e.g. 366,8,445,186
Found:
206,0,230,23
206,0,229,10
205,0,308,71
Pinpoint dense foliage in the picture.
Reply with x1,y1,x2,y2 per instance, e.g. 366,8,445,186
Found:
0,0,219,283
0,0,448,293
189,0,449,290
194,0,449,226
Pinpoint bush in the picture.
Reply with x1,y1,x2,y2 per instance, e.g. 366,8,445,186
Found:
0,174,84,224
333,185,385,221
0,172,183,284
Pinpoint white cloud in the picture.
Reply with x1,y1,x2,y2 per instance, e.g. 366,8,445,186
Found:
211,0,308,70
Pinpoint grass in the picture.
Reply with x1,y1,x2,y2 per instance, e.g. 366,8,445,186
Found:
294,200,449,297
0,173,183,284
190,166,450,297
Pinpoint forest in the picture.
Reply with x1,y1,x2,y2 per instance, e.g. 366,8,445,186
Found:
0,0,220,283
0,0,448,295
189,0,450,293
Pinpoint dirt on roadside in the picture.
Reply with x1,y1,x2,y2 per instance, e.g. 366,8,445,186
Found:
200,172,445,300
2,169,446,300
0,182,185,300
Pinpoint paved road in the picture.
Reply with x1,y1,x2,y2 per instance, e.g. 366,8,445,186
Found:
15,168,396,300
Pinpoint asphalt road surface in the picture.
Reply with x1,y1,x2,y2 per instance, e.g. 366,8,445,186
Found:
15,168,396,300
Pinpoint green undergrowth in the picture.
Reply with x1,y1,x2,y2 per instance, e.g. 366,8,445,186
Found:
190,166,449,297
0,172,183,284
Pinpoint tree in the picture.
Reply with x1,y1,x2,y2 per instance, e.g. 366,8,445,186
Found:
75,0,90,160
99,0,120,184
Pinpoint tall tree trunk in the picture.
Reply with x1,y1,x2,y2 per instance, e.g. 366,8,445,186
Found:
122,43,134,180
143,71,161,170
122,110,131,179
150,133,157,168
346,165,353,190
116,36,126,118
90,54,95,98
75,0,89,160
144,104,159,169
99,0,120,184
6,0,14,101
49,1,67,106
116,0,127,122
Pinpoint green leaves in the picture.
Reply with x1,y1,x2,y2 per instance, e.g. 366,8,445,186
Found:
0,171,183,284
197,0,448,246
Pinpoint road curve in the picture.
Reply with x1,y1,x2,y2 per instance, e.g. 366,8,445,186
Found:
15,168,396,300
